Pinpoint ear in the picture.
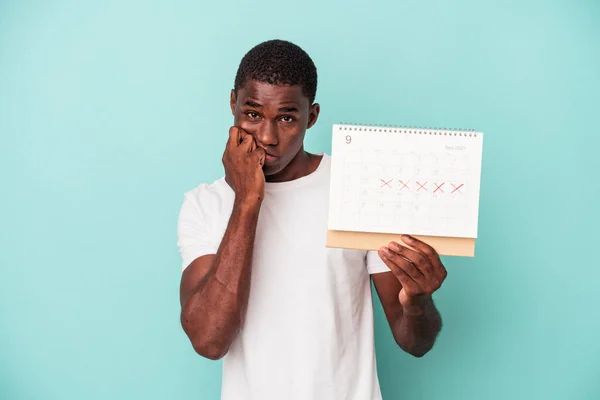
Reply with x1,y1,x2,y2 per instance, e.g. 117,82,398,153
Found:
307,103,320,129
230,89,236,116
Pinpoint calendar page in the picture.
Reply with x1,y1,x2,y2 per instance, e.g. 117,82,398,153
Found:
327,124,484,239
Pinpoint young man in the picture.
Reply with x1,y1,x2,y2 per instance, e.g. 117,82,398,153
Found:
177,39,447,400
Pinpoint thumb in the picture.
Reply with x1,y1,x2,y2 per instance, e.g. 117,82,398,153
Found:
398,288,409,307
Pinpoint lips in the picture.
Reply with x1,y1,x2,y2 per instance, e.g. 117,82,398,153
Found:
264,153,278,164
259,148,279,164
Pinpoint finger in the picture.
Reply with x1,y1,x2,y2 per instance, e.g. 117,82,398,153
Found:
240,133,254,152
388,241,433,277
254,147,266,167
401,235,447,282
379,245,425,283
378,249,419,290
227,126,242,147
401,235,441,266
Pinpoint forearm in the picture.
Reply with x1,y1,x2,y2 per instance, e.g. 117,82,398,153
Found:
393,296,442,357
181,198,260,359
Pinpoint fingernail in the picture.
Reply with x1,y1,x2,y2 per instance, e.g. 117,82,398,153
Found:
402,235,412,242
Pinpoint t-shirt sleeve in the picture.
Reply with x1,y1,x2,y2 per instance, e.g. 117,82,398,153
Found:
366,250,391,275
177,193,218,272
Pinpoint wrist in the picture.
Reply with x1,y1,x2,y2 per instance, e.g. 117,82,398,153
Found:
401,295,431,317
234,195,262,213
402,305,426,317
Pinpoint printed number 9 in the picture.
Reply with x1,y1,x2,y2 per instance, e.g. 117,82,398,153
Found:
345,135,352,144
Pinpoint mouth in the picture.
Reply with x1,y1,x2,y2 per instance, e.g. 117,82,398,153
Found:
259,149,279,164
264,153,279,164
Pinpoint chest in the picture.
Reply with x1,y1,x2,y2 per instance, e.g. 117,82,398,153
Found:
250,186,368,292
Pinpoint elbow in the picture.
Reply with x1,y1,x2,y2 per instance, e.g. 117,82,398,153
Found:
191,340,229,360
183,327,231,360
181,314,231,360
396,340,432,358
393,332,438,358
407,346,431,358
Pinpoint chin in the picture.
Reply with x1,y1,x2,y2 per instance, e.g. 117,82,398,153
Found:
262,160,287,177
262,164,280,176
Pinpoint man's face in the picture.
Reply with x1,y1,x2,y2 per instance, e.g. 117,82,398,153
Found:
230,80,319,178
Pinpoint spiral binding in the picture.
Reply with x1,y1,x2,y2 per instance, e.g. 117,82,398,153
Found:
336,122,479,137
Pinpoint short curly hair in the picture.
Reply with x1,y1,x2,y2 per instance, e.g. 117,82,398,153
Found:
234,39,318,104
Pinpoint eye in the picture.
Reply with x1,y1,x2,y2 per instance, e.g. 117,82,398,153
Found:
246,111,260,119
280,115,295,123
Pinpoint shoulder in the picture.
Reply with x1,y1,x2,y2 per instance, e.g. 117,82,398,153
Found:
177,178,231,270
181,177,234,218
307,152,331,181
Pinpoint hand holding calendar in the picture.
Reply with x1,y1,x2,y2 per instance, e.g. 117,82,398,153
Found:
378,235,448,314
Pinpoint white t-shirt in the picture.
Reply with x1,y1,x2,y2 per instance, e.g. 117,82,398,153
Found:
177,153,390,400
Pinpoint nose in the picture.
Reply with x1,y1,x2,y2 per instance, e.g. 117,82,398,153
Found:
253,121,278,147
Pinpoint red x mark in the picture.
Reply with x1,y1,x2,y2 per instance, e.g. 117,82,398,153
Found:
380,179,393,188
434,182,445,193
451,183,464,193
416,181,428,192
399,180,410,191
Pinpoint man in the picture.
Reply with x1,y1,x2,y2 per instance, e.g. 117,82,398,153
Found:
177,39,447,400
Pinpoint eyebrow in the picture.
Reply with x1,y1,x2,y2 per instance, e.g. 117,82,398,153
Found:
278,106,299,113
244,101,299,113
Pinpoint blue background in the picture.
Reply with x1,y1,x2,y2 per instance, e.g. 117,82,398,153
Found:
1,1,599,399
